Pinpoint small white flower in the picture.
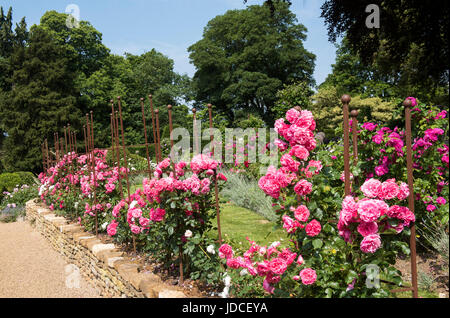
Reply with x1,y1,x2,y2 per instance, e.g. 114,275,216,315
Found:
101,222,108,230
129,200,138,209
206,244,216,254
269,241,280,248
223,275,231,287
74,202,79,209
240,269,248,276
219,286,229,298
184,230,193,238
259,246,267,256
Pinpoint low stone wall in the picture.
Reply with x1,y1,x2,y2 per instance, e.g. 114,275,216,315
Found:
25,199,187,298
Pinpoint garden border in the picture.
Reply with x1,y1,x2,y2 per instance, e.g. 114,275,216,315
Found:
25,199,189,298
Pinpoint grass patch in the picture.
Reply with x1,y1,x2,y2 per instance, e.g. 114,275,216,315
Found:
209,202,287,246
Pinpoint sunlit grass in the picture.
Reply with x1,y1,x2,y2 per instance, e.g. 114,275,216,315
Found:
209,202,288,247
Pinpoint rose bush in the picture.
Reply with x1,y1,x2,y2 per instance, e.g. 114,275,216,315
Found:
220,107,414,297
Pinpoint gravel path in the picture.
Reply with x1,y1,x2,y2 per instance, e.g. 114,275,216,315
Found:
0,219,101,298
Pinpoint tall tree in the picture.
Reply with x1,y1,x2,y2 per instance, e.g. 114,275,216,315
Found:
321,0,449,95
188,3,315,124
0,6,28,163
0,26,80,172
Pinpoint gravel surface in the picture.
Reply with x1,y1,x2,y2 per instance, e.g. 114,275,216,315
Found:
0,219,101,298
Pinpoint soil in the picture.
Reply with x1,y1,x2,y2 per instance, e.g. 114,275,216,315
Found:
395,251,449,297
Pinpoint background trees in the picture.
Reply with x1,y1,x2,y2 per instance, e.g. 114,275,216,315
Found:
188,2,315,125
0,7,192,172
0,26,80,172
320,0,449,104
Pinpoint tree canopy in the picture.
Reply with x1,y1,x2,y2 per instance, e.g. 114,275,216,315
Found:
188,3,315,125
321,0,449,89
0,26,80,172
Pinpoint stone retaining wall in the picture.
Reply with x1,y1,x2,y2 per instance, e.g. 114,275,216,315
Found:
25,199,187,298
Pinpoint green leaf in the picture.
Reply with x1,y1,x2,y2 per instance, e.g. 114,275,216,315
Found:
345,270,358,284
312,239,323,249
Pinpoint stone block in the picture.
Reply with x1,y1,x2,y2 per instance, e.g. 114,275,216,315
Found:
158,289,187,298
91,243,116,257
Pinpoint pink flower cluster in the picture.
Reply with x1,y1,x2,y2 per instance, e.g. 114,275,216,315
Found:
220,238,316,294
338,178,415,253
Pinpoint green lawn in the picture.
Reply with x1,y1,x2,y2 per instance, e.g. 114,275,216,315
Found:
209,202,288,247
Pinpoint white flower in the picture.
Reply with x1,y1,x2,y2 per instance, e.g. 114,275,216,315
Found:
206,244,216,254
219,286,229,298
269,241,280,248
240,269,248,276
184,230,193,238
101,222,108,230
74,202,79,209
223,275,231,287
259,246,267,256
129,200,138,209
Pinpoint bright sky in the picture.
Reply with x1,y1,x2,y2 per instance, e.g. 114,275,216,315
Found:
2,0,338,85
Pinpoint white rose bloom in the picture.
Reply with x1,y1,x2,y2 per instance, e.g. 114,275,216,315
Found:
101,222,108,230
219,286,229,298
206,244,216,254
129,200,138,209
184,230,193,238
259,246,267,255
269,241,280,248
223,275,231,287
240,269,248,276
74,202,79,209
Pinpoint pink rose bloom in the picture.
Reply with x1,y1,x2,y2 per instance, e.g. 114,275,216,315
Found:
130,224,141,234
139,217,150,227
298,110,316,130
379,179,399,200
406,96,417,107
263,279,275,294
361,178,382,198
360,234,382,253
426,204,436,212
107,221,118,236
286,108,301,124
296,255,304,265
436,197,447,205
219,244,234,259
357,199,387,222
362,122,378,131
303,160,322,178
226,258,241,269
269,258,288,275
150,208,166,222
289,145,309,161
274,139,288,151
357,222,378,237
280,154,300,173
397,182,410,200
282,215,300,234
375,164,389,176
299,268,317,285
292,205,310,223
130,208,142,219
305,219,321,237
294,179,313,197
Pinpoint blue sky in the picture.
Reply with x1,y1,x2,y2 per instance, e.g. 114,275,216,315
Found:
2,0,338,85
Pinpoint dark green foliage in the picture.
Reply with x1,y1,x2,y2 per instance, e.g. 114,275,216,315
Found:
188,3,315,125
321,0,449,101
0,26,80,172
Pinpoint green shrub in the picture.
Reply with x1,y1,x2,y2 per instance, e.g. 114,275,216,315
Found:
0,171,36,199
